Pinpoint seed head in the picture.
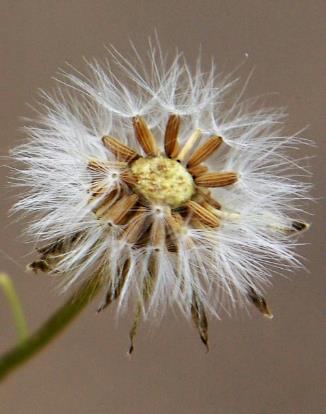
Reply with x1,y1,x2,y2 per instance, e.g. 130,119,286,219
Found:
11,41,311,351
131,156,195,208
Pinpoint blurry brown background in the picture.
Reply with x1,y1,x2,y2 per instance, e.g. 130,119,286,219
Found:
0,1,325,413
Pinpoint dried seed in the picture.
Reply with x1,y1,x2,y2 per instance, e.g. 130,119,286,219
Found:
120,170,137,185
150,219,166,248
164,114,181,157
102,135,139,162
291,220,309,233
187,135,223,167
191,293,209,351
195,188,222,209
269,219,310,235
37,240,64,257
186,200,220,227
120,208,147,244
202,202,241,223
165,213,185,251
97,260,130,312
146,252,159,299
132,116,159,156
166,212,184,233
87,159,128,173
93,189,120,216
102,194,139,224
187,164,209,177
87,159,108,173
189,218,208,229
27,260,50,273
247,286,273,319
195,171,238,187
170,142,181,159
128,302,142,355
90,180,111,197
129,252,159,354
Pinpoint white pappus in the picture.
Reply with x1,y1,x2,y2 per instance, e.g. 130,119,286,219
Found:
11,41,311,351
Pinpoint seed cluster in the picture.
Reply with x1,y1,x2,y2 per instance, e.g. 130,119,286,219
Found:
28,114,306,351
91,114,238,236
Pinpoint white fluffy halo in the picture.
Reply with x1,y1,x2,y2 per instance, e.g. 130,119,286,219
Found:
11,40,311,339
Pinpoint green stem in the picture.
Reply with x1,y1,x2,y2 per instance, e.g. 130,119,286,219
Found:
0,272,104,382
0,273,28,342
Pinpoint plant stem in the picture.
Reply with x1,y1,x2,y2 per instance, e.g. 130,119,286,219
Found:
0,272,104,382
0,273,28,342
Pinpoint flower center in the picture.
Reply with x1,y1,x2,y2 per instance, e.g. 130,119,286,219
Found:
130,156,195,208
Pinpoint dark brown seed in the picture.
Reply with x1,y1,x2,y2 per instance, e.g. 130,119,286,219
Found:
27,260,50,273
191,293,209,351
247,286,273,319
164,114,181,157
292,220,309,232
128,302,142,355
97,259,130,312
